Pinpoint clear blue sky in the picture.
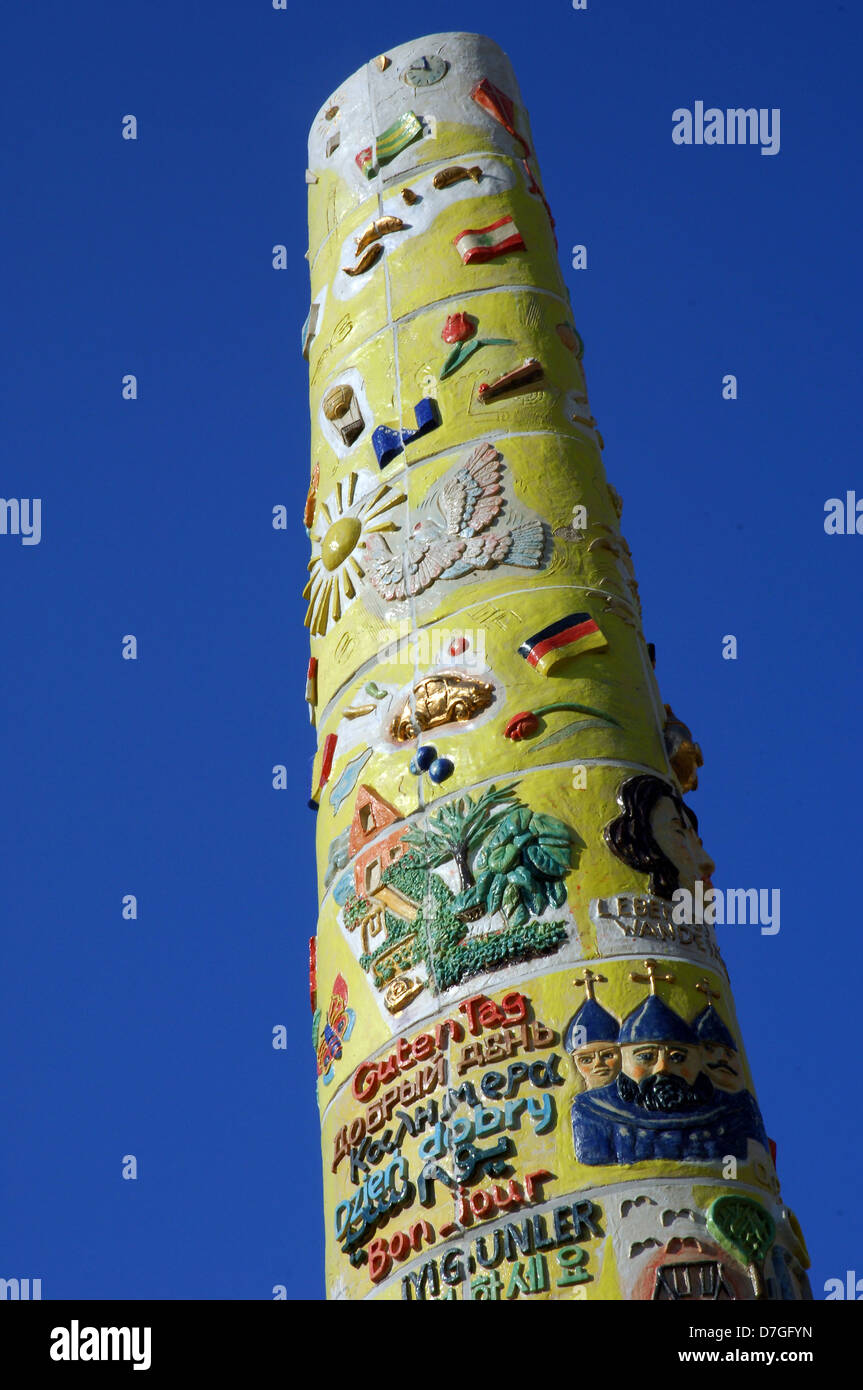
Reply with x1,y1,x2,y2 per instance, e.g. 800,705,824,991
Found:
2,0,859,1299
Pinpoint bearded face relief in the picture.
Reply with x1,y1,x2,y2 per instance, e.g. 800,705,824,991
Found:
568,968,771,1167
617,1040,713,1115
621,1041,702,1086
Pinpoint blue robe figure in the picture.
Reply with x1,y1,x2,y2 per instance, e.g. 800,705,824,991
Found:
564,986,621,1095
571,994,767,1166
564,996,619,1054
692,1001,770,1153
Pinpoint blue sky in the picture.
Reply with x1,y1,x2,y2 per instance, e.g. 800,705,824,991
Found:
2,0,859,1299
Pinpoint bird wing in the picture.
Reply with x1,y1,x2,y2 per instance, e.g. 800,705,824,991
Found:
367,533,467,599
439,442,505,537
459,532,512,570
366,543,408,601
408,535,466,594
448,520,544,579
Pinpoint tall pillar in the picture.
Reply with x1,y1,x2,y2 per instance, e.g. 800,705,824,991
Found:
303,32,810,1301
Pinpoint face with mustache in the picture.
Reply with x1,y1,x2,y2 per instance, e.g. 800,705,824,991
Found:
617,1067,714,1113
621,1042,702,1087
618,1041,712,1113
701,1042,744,1093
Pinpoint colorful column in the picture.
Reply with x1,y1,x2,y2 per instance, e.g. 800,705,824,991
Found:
303,32,810,1302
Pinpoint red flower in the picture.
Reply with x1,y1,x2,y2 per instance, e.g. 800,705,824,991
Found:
442,313,476,344
504,710,539,741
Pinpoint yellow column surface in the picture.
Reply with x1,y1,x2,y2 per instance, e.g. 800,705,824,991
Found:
303,32,810,1302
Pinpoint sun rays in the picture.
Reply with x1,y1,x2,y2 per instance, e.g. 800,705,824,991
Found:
303,471,405,636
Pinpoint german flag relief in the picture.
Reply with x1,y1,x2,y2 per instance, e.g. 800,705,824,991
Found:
518,612,608,675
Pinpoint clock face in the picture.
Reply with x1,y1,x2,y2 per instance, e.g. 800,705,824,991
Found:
402,55,448,87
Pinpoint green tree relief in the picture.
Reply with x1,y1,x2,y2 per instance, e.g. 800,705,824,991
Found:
348,786,579,992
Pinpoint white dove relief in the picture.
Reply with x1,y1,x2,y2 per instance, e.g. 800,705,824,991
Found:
360,442,546,602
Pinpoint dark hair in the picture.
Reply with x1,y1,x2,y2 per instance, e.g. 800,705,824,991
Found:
604,774,698,901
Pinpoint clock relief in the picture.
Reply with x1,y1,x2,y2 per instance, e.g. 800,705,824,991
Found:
402,55,449,88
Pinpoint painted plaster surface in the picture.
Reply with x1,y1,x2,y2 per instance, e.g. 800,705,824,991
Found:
305,32,809,1301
